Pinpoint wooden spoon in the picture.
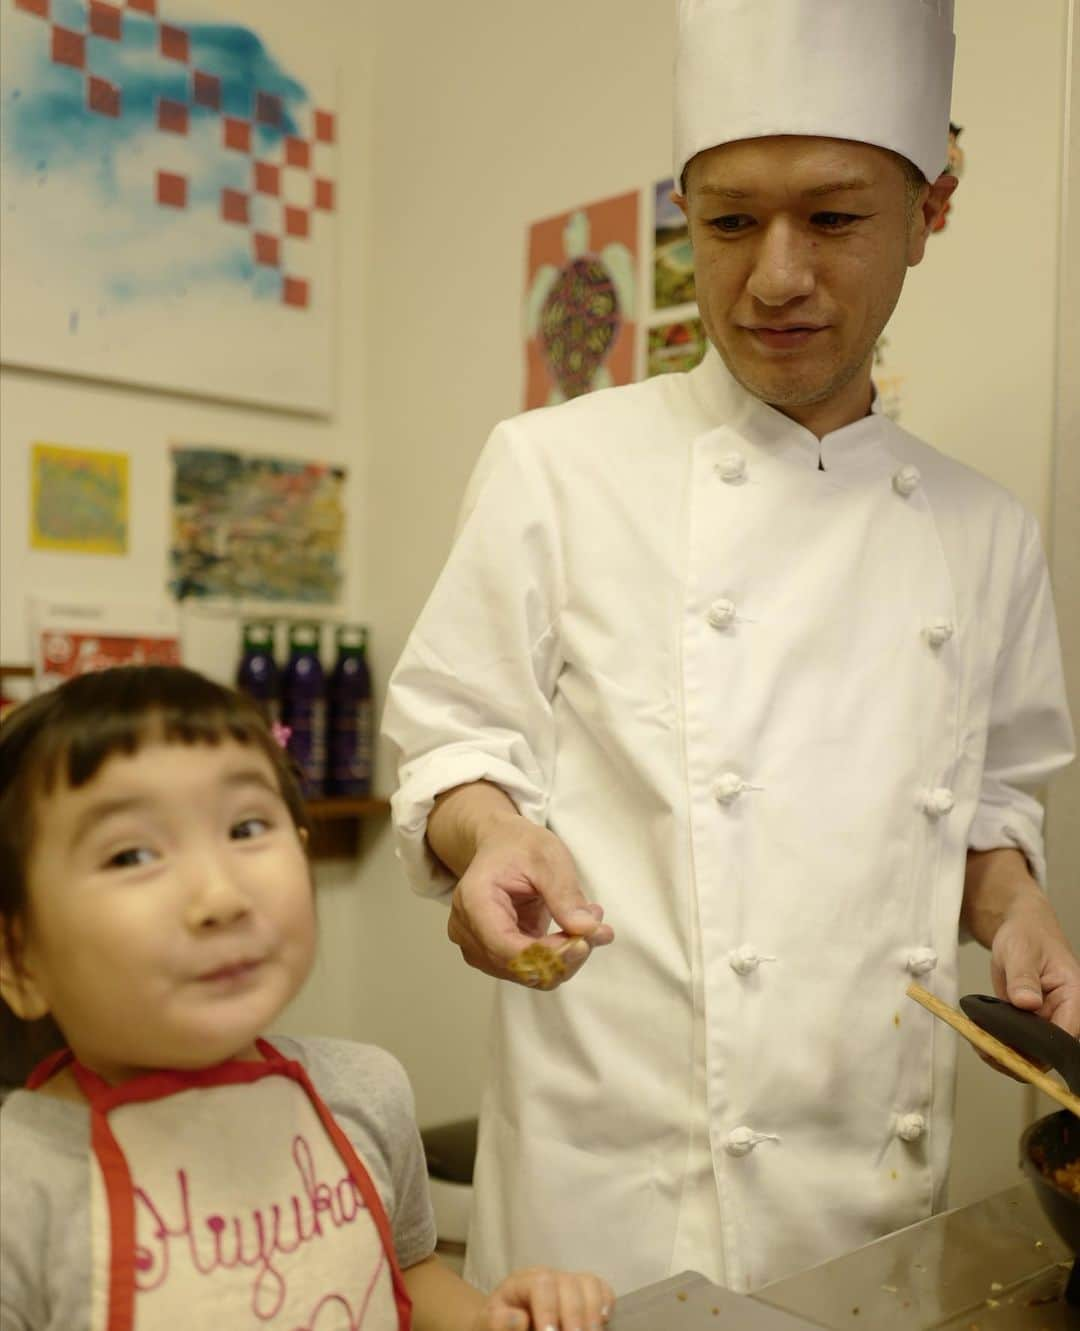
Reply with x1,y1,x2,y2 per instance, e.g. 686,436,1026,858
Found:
906,983,1080,1117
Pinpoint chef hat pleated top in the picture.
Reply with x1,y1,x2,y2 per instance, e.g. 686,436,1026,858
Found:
673,0,957,185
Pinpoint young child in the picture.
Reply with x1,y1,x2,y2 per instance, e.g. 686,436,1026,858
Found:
0,665,615,1331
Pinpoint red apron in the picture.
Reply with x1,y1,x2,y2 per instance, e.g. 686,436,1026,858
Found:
29,1040,413,1331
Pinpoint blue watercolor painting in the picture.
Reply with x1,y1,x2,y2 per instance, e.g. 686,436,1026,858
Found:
0,0,339,413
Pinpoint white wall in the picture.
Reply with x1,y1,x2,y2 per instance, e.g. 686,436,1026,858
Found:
1042,0,1080,1117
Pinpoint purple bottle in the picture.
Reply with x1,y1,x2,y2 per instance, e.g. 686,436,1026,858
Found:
280,622,327,797
235,621,279,726
327,625,373,796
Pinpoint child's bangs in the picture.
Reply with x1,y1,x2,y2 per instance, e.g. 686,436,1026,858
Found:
20,667,273,794
63,704,266,788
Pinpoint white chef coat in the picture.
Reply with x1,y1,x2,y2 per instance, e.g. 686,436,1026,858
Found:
382,349,1074,1295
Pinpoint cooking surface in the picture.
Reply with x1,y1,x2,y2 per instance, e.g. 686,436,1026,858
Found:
759,1185,1075,1329
612,1185,1076,1329
609,1273,828,1329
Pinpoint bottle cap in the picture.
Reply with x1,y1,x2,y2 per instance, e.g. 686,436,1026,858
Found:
289,622,321,650
337,624,368,650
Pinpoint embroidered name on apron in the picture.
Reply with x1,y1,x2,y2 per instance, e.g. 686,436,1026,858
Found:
55,1045,412,1331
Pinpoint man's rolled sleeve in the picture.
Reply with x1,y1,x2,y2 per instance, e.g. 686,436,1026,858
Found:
383,421,565,899
967,514,1075,886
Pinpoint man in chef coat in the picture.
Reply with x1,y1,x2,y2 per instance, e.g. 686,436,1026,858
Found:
383,0,1079,1297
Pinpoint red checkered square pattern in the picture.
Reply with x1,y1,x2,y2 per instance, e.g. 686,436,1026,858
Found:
255,91,283,127
283,277,309,309
157,170,187,207
51,26,86,69
285,137,310,169
222,189,250,224
158,98,188,134
284,207,309,239
193,70,221,110
254,162,280,196
88,75,121,117
253,233,280,267
224,117,252,153
22,0,337,315
160,23,188,62
89,2,123,40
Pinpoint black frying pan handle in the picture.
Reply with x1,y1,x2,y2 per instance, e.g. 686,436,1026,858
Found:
960,994,1080,1096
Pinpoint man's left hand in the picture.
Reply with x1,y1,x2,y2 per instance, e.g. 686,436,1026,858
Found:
990,892,1080,1037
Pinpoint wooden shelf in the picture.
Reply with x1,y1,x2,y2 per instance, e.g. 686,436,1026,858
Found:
0,664,34,683
306,795,389,858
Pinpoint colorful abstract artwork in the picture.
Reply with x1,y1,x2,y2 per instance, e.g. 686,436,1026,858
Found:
524,190,638,409
170,445,345,602
1,0,338,413
653,178,695,311
31,441,129,553
647,317,707,378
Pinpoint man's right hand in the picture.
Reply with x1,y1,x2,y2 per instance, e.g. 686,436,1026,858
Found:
427,782,615,989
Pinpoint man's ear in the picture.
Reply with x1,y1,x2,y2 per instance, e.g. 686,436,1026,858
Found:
908,172,960,267
0,931,50,1022
671,188,689,221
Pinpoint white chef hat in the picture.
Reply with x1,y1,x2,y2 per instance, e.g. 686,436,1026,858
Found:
673,0,956,185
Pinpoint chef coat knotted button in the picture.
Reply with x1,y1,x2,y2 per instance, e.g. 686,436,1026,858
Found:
714,772,754,804
925,619,954,648
717,452,748,483
923,787,955,818
724,1126,781,1157
893,465,922,498
896,1113,927,1143
729,945,777,976
905,947,938,976
707,598,738,630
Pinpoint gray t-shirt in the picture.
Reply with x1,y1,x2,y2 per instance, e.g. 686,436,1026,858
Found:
0,1036,437,1331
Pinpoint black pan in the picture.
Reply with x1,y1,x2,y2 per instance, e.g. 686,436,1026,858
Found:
961,994,1080,1300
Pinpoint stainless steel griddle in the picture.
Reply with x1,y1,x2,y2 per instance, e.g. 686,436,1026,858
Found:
610,1184,1076,1330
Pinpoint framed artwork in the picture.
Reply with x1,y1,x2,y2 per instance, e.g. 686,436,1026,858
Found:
170,443,346,603
31,441,129,553
524,190,638,409
1,0,339,413
647,317,707,378
652,178,695,311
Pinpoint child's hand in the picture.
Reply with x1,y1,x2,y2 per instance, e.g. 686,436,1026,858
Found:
473,1266,616,1331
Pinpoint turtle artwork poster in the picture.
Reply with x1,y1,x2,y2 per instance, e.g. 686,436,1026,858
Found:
524,190,638,409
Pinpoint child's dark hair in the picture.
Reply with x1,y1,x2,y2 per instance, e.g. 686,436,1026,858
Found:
0,665,310,1082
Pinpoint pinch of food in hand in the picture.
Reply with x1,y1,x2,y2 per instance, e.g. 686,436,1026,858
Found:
507,942,568,986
